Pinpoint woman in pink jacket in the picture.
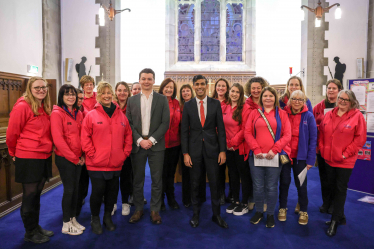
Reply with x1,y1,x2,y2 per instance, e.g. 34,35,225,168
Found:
6,76,53,243
51,84,85,235
319,89,366,237
81,82,132,234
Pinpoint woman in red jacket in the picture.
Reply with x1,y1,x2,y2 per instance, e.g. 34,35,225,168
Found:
112,81,133,216
212,78,231,204
80,75,97,112
243,77,269,211
244,87,291,228
313,79,343,214
222,83,252,216
81,82,132,234
319,90,366,237
159,78,181,210
51,84,85,235
6,76,53,243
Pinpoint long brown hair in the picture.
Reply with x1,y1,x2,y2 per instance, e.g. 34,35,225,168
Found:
281,76,308,101
179,84,195,109
23,76,51,115
212,78,230,101
114,81,131,102
228,83,245,125
159,78,177,99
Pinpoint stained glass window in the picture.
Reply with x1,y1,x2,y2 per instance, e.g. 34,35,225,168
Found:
178,4,195,61
201,0,220,61
226,3,243,61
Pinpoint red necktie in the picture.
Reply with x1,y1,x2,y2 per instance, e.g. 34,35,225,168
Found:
200,100,205,127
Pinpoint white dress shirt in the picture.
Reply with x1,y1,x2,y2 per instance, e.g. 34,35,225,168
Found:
196,96,207,122
136,91,156,146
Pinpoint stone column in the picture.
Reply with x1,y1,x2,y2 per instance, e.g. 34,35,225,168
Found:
42,0,62,88
195,0,202,63
165,0,177,70
245,0,255,71
220,0,227,62
300,0,329,106
367,0,374,78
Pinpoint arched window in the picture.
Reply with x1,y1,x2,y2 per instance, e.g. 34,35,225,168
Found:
178,3,195,61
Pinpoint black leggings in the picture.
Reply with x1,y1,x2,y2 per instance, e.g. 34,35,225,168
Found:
56,155,82,222
21,178,46,232
76,164,89,216
90,176,119,216
120,157,132,203
162,146,181,201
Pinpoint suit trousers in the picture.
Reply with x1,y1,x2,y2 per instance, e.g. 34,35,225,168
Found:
317,154,334,209
131,148,164,212
325,163,352,221
190,144,220,216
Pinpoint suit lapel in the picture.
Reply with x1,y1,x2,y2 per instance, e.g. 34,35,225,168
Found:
136,94,142,130
151,92,158,118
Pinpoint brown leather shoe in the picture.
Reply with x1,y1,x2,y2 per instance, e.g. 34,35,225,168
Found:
150,211,162,225
129,210,144,224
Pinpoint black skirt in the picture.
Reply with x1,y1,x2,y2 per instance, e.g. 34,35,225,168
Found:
15,156,52,183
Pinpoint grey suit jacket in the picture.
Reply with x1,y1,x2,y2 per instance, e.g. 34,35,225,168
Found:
126,92,170,153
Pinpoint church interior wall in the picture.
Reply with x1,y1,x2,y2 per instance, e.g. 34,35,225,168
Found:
0,0,43,77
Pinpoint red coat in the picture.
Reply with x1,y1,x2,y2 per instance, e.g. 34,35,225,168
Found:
51,106,84,164
319,107,366,169
81,103,133,171
6,97,52,159
222,103,250,156
242,97,260,159
244,107,291,158
284,104,308,158
82,92,97,112
313,100,327,153
113,100,127,115
165,98,181,148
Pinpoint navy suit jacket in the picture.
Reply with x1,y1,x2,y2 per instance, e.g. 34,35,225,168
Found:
181,97,226,159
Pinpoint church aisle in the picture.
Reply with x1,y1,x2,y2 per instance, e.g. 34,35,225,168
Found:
0,166,373,249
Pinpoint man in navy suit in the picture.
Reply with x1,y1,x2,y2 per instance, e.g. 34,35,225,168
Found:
181,75,228,228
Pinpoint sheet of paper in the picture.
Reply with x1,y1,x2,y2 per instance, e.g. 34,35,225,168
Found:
298,167,308,187
367,113,374,133
254,153,279,167
369,83,374,90
367,92,374,112
358,196,374,204
324,108,334,115
351,85,366,105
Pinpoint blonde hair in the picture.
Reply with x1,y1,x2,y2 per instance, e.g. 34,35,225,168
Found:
287,90,306,106
281,76,307,101
23,76,51,115
96,81,114,102
80,75,95,88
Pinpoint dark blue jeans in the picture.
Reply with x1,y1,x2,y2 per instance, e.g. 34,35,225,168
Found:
279,159,308,212
248,155,282,215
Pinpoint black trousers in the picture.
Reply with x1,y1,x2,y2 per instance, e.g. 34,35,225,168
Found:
279,159,308,212
325,163,353,221
162,146,181,202
56,155,82,222
317,154,334,208
76,164,89,216
90,176,119,216
226,150,253,203
120,157,132,203
20,179,46,232
218,162,230,197
181,152,206,205
190,146,220,216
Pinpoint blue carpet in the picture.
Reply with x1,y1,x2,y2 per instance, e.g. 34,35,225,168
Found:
0,166,373,249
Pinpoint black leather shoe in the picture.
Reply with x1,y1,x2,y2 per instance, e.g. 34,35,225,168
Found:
91,215,103,234
103,212,116,231
37,225,54,237
190,214,199,228
183,202,191,208
168,199,180,210
326,220,338,237
220,194,226,205
212,215,228,229
24,228,49,244
161,202,166,211
319,205,328,213
325,215,346,225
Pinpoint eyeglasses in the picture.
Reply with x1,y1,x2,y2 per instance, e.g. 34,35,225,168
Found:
78,97,84,101
291,98,304,103
338,97,350,103
33,86,48,91
64,93,76,97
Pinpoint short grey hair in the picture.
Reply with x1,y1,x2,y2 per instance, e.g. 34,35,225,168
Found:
337,90,360,109
287,90,306,106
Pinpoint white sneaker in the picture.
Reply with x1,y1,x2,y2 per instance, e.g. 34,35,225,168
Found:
122,203,131,216
62,221,83,235
71,217,85,231
111,204,117,216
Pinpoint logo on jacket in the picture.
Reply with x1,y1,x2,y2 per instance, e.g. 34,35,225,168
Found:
303,121,307,125
67,122,72,125
344,124,352,129
97,122,103,124
121,122,126,127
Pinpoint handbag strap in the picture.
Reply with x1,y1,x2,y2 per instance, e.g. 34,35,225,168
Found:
257,109,275,141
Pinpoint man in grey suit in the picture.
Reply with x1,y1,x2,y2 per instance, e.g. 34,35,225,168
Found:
126,68,170,224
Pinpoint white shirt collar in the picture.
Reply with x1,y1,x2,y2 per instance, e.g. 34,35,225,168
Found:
140,91,154,96
196,95,207,103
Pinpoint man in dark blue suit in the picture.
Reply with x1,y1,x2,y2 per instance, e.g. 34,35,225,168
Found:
181,75,228,228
